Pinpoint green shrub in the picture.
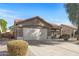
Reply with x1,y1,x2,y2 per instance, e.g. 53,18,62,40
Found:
7,40,28,56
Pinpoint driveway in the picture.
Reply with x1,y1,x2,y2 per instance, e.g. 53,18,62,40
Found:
28,39,79,56
0,40,8,56
0,38,79,56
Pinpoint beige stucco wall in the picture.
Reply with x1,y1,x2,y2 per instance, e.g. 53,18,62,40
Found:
61,25,76,37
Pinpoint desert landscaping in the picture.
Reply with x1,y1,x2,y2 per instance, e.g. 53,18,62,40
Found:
0,3,79,56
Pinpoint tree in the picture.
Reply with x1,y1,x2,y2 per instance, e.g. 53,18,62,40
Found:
65,3,79,40
0,19,7,32
9,25,14,32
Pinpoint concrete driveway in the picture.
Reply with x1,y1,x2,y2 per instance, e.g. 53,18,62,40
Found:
0,38,79,56
28,39,79,56
0,40,8,56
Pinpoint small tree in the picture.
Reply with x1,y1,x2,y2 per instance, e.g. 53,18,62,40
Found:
9,25,14,32
0,19,7,32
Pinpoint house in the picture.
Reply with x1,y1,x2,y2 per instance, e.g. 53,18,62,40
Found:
14,16,61,40
60,24,77,37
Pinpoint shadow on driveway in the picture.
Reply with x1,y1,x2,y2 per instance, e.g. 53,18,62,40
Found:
0,41,8,45
26,40,60,46
0,51,8,56
26,38,77,46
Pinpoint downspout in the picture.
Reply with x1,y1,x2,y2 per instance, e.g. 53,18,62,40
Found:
47,27,49,39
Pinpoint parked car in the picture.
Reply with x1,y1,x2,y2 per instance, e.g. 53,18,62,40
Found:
59,34,70,41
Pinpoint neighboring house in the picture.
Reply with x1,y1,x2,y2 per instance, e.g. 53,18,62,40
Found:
60,24,77,37
14,16,61,40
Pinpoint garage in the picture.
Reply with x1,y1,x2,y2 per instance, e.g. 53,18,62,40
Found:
14,16,53,40
23,28,47,40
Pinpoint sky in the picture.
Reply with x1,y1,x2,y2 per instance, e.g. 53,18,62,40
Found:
0,3,73,28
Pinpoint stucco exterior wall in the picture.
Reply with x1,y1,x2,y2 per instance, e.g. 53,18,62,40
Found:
61,25,76,37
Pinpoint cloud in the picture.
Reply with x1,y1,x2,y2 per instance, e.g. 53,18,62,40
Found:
0,9,19,19
0,9,15,14
0,9,22,27
49,19,61,24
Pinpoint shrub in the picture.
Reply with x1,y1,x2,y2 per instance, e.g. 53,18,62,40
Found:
7,40,28,56
1,32,14,39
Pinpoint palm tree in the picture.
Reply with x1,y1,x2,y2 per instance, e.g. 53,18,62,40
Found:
65,3,79,40
0,19,7,32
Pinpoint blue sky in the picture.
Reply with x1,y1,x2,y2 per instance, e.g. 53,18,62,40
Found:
0,3,72,27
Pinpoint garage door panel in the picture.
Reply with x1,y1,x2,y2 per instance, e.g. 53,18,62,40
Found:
40,29,47,40
23,28,47,40
23,28,36,40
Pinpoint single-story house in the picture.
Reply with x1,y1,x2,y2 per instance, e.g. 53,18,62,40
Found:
60,24,77,37
14,16,61,40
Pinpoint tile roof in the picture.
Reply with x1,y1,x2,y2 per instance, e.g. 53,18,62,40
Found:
14,16,61,30
61,24,77,30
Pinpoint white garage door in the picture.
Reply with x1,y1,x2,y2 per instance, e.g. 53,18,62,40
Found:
23,28,47,40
